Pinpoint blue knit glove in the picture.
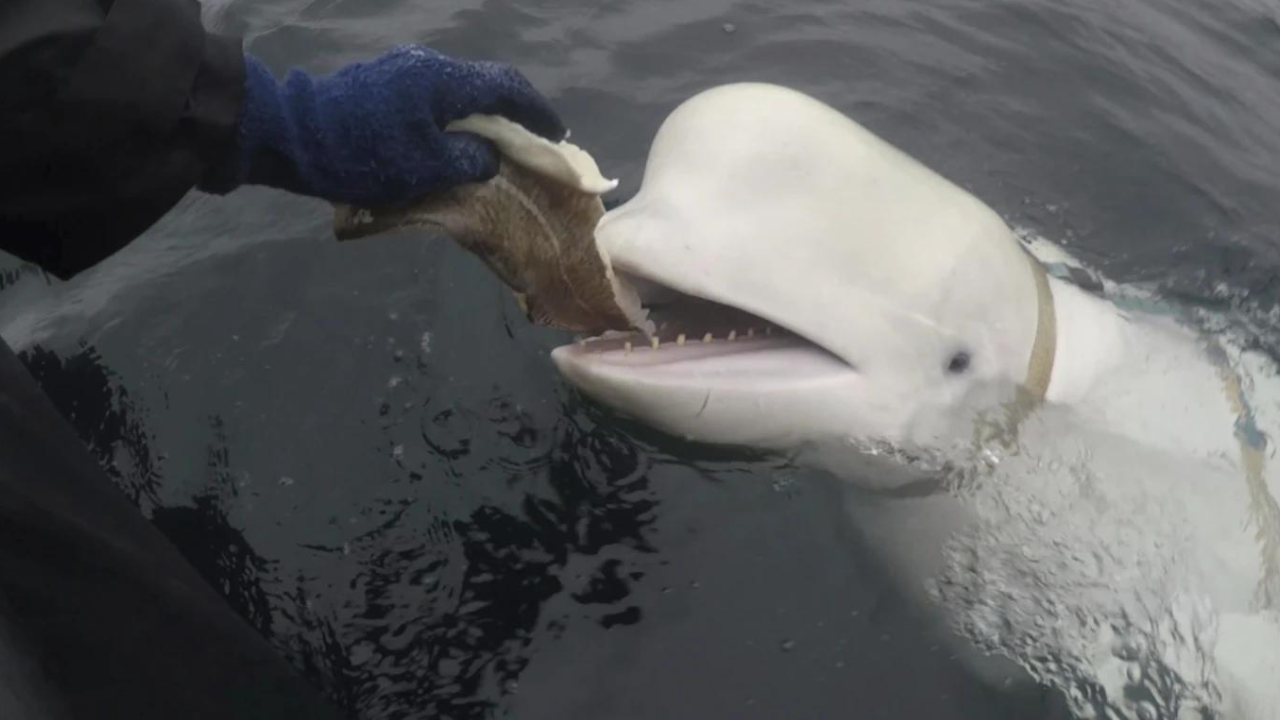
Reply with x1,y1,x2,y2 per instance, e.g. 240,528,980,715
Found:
203,46,566,204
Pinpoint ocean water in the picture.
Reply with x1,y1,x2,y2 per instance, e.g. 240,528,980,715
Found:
4,0,1280,718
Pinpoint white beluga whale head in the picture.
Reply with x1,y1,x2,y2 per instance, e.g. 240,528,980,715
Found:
551,83,1056,464
551,83,1280,719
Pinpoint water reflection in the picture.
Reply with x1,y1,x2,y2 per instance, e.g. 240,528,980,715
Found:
151,493,279,640
305,400,660,718
19,343,163,510
19,342,662,719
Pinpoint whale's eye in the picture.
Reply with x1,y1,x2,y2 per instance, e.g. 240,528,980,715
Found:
947,351,971,374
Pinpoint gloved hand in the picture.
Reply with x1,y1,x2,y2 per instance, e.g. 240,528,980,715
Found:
202,46,567,204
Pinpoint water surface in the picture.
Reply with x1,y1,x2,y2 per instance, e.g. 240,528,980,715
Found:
5,0,1280,717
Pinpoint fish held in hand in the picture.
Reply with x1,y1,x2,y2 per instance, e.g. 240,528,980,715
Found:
332,115,652,337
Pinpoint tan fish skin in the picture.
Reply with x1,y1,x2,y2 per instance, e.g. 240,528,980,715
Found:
332,157,638,336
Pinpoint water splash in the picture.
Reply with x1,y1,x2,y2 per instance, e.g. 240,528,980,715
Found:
928,411,1238,719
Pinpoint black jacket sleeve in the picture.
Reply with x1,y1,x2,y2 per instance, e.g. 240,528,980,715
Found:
0,0,245,280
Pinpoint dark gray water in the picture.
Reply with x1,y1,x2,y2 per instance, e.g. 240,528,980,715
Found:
4,0,1280,718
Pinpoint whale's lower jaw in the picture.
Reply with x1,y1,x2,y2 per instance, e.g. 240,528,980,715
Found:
550,336,859,450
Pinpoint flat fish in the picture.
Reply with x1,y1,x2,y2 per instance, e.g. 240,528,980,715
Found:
332,115,652,337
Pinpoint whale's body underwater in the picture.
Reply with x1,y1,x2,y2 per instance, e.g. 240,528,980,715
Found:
550,83,1280,719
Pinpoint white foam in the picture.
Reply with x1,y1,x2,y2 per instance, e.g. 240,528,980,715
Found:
928,400,1274,719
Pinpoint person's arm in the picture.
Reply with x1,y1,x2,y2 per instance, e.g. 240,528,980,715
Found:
0,0,566,281
0,0,245,280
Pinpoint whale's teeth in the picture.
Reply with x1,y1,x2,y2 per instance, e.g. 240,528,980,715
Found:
624,341,633,354
651,336,660,350
728,330,737,342
703,333,713,343
676,334,686,346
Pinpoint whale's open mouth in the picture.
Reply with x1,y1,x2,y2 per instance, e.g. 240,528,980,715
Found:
555,270,848,371
549,264,860,445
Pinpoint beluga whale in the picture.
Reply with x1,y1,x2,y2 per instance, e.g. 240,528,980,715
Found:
549,83,1280,720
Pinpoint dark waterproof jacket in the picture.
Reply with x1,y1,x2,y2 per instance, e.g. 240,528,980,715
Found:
0,0,244,280
0,2,343,718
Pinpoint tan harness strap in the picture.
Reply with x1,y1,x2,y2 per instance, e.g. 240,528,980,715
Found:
1024,252,1057,399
